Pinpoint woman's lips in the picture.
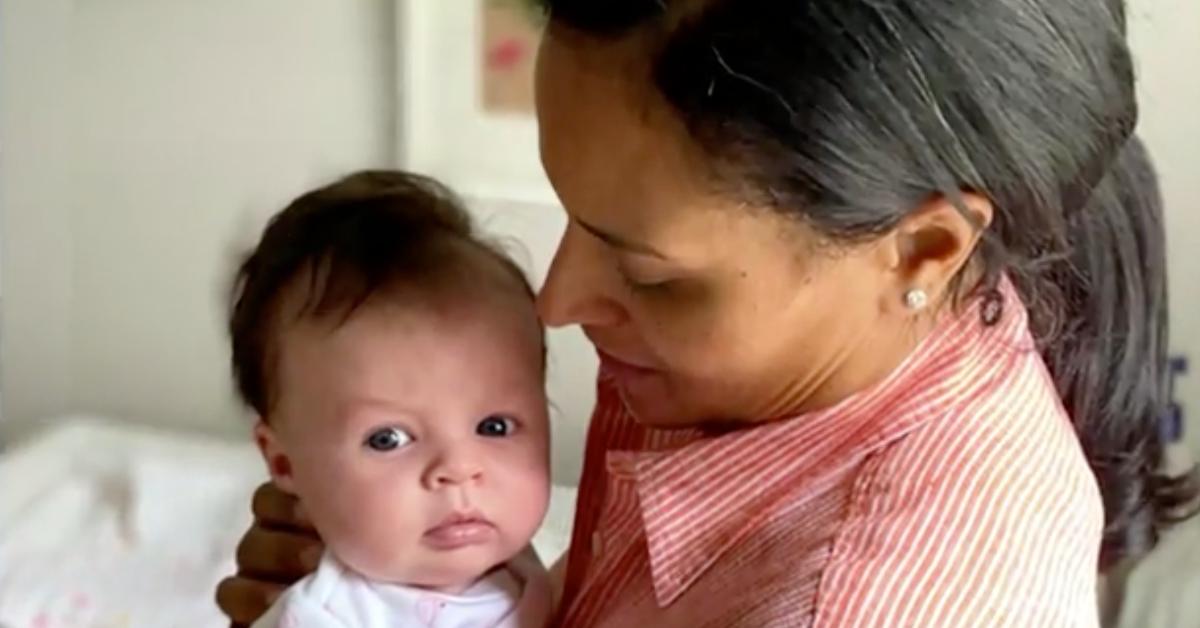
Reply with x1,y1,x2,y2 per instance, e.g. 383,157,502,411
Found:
423,513,497,550
597,349,658,381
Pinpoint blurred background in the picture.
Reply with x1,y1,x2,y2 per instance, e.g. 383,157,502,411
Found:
0,0,1195,626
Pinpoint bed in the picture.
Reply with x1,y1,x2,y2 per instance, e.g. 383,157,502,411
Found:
0,418,578,627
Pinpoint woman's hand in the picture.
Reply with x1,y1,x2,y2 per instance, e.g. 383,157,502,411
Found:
215,483,323,627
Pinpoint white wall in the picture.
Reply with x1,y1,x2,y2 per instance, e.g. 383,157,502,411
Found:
0,0,78,441
1129,0,1200,456
1,0,394,441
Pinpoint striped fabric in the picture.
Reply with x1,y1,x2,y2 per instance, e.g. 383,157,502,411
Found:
556,284,1104,627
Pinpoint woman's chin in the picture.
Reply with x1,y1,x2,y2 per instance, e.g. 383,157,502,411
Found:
614,381,693,428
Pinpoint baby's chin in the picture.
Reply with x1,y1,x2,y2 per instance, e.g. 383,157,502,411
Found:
410,562,506,594
344,541,520,593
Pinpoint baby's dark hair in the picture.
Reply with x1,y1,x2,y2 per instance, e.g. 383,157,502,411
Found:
229,170,539,418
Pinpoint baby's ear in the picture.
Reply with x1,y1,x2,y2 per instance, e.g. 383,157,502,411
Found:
253,420,297,494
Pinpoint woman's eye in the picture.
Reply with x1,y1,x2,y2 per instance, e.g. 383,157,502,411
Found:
364,427,413,452
618,270,673,293
615,262,678,294
476,415,518,438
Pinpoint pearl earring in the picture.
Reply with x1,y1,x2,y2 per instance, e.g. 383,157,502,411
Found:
904,288,928,311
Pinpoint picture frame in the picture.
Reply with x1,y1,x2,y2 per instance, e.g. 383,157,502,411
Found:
396,0,557,205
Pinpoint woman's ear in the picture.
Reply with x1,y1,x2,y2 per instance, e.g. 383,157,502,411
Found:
881,192,994,311
253,420,297,494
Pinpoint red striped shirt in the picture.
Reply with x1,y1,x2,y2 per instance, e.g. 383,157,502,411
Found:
556,284,1104,627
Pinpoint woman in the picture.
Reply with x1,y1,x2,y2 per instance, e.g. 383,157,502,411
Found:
218,0,1196,625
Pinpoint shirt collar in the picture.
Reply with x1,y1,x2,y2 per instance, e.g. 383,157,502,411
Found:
609,284,1030,607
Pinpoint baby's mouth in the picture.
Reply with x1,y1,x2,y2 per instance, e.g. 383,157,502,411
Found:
423,511,497,550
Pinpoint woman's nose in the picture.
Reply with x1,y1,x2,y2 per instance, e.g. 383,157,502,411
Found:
537,223,627,328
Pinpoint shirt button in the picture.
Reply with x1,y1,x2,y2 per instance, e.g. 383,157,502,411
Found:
416,597,439,623
591,531,604,557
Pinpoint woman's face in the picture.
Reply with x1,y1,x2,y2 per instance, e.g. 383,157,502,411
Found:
534,33,917,427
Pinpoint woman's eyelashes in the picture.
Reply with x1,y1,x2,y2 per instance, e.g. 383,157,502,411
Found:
616,261,679,293
363,426,414,452
618,269,675,293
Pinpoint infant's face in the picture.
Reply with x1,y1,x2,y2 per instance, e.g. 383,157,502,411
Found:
261,296,550,591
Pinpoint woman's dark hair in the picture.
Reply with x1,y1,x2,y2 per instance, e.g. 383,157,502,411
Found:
229,170,538,419
539,0,1197,568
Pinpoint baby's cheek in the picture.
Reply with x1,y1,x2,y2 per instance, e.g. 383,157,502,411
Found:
287,456,355,534
493,452,551,541
338,489,432,578
325,476,428,577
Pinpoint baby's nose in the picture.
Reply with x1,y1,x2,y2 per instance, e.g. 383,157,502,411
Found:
425,455,484,488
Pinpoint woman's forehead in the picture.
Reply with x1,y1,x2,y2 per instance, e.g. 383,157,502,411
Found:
538,41,709,212
535,32,820,266
536,34,663,151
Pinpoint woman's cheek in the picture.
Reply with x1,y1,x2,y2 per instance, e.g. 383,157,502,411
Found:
636,285,732,364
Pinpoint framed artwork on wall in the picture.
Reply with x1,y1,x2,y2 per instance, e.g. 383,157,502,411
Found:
397,0,556,204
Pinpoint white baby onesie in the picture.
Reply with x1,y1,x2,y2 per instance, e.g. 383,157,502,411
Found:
252,550,550,628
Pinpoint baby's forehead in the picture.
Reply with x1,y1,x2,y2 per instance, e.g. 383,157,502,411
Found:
274,242,534,318
274,286,545,374
269,293,548,424
260,260,544,408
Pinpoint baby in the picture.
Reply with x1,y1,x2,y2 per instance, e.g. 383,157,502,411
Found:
228,170,552,627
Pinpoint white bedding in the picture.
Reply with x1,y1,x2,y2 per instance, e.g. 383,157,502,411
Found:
0,418,577,628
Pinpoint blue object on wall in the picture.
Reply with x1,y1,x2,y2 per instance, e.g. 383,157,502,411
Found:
1162,356,1188,443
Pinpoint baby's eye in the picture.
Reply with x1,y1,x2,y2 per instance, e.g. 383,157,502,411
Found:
363,426,413,452
476,415,518,438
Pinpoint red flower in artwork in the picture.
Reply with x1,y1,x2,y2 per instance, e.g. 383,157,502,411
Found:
488,38,528,70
